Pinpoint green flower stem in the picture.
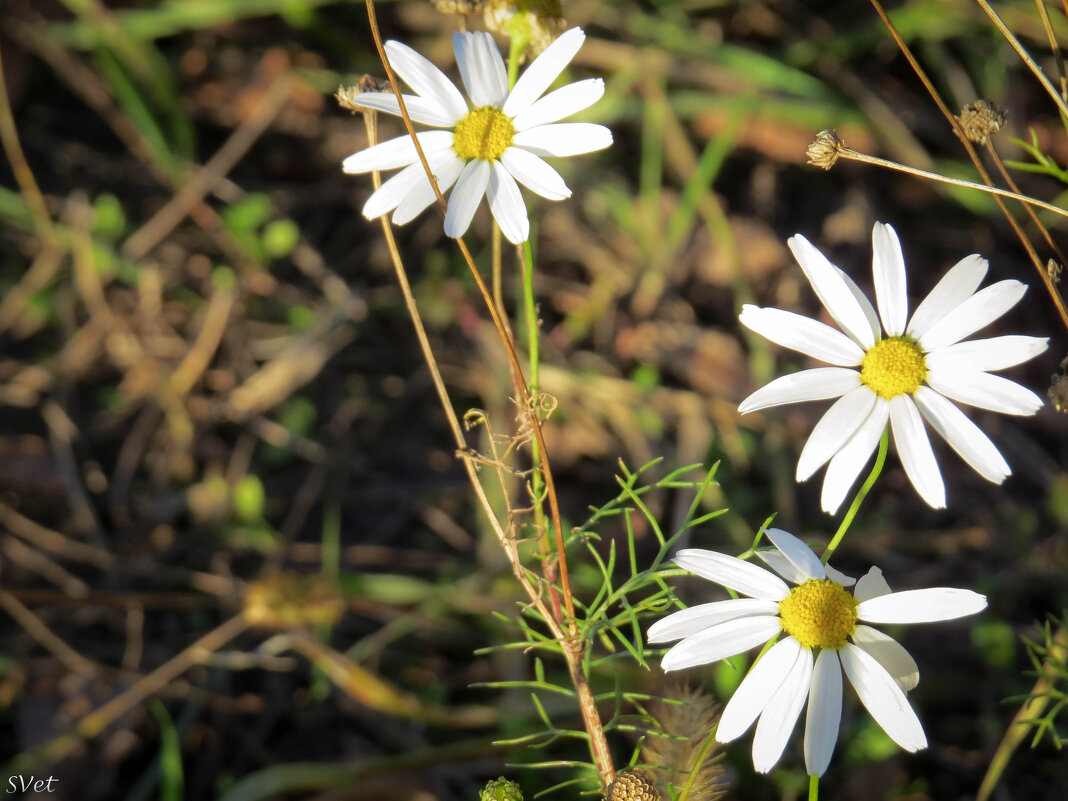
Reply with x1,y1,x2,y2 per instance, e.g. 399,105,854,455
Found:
821,428,889,564
808,775,819,801
521,239,539,390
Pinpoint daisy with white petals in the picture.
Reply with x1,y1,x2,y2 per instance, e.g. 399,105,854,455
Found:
648,529,987,776
342,27,611,244
739,222,1048,513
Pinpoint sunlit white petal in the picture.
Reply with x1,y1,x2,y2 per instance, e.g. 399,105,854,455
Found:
503,27,587,116
857,588,988,624
513,123,614,157
853,566,892,603
872,222,908,336
788,234,878,349
804,649,842,777
821,398,890,514
363,160,433,219
753,647,813,773
717,637,801,743
906,254,988,339
889,395,946,509
674,549,790,601
840,643,927,752
661,616,782,672
738,368,861,414
824,564,856,586
342,131,455,174
443,159,491,239
453,30,508,107
913,387,1010,483
512,78,605,131
391,151,465,225
345,92,459,127
500,147,571,200
487,161,529,244
739,305,866,367
926,335,1049,374
797,385,876,481
917,279,1027,351
926,368,1044,416
384,40,468,122
647,598,779,643
762,528,826,582
851,625,919,692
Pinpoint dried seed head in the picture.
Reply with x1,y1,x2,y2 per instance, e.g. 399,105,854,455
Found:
806,129,843,170
1048,258,1063,283
641,683,725,801
432,0,485,14
484,0,566,58
479,778,523,801
607,771,661,801
336,76,382,113
956,100,1007,145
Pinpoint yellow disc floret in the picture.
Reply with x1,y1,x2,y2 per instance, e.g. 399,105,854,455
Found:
860,336,927,399
452,106,515,161
778,579,857,649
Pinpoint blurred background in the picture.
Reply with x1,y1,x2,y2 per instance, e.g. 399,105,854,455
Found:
0,1,1065,799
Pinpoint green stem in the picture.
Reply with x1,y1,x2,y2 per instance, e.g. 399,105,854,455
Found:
821,429,889,564
506,31,525,87
808,774,819,801
521,239,539,390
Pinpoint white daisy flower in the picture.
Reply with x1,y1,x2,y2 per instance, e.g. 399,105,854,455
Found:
648,528,987,776
342,27,611,244
739,222,1048,513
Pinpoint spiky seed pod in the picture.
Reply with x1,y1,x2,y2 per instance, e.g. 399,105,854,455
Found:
956,100,1007,145
479,777,524,801
606,770,660,801
641,684,725,801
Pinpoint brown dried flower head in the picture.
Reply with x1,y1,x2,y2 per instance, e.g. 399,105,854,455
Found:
607,771,660,801
336,76,382,113
806,129,843,170
1049,355,1068,413
957,100,1007,145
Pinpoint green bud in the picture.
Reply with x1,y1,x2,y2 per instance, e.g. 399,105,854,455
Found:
480,778,523,801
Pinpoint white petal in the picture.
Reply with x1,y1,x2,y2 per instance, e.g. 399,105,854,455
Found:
889,395,946,509
788,234,879,349
871,223,909,336
674,549,790,601
762,528,826,582
343,131,455,174
853,566,892,603
824,564,856,587
344,92,460,127
503,27,586,116
917,280,1027,351
907,254,988,340
647,599,781,643
717,637,801,743
857,588,988,624
443,159,490,239
804,649,842,777
926,368,1044,416
738,368,860,414
383,40,468,122
797,385,877,481
513,123,613,157
487,161,529,244
500,147,571,200
926,335,1049,374
453,31,508,107
753,646,813,773
661,616,782,672
820,398,890,514
391,151,465,225
512,78,605,131
362,160,430,219
851,625,919,692
739,306,865,367
840,643,927,752
913,386,1010,483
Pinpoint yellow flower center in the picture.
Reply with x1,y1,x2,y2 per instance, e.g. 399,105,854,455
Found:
860,336,927,399
778,579,857,650
452,106,515,161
